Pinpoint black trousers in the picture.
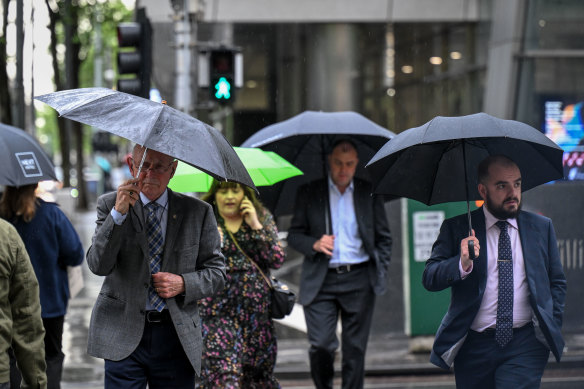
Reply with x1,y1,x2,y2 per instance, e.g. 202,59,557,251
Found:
303,266,375,389
10,316,65,389
454,323,549,389
104,315,195,389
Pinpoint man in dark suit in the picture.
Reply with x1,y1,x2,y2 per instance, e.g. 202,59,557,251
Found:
86,145,226,389
288,139,392,389
423,155,566,388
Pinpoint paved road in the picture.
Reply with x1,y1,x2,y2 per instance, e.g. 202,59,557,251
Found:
60,208,584,388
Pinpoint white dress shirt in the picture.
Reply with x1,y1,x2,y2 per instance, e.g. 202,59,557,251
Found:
328,177,368,268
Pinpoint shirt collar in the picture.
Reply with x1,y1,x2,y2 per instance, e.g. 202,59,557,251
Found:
140,189,169,208
482,205,518,231
328,175,354,195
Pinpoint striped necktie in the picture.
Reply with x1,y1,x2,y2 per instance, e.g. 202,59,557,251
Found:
145,202,166,311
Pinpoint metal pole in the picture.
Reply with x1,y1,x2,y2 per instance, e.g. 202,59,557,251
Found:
93,8,103,88
173,0,191,113
15,0,25,129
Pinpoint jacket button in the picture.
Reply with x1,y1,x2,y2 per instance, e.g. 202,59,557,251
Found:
144,283,149,288
447,277,453,283
140,310,145,315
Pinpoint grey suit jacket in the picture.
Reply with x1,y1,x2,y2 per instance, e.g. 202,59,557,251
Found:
86,189,226,374
288,178,392,306
422,208,567,369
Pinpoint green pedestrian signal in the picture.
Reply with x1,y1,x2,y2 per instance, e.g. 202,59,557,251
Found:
208,49,238,105
214,77,231,100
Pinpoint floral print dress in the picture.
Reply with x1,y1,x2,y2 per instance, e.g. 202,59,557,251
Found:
198,209,285,388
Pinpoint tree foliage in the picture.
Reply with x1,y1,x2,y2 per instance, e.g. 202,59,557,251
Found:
40,0,132,208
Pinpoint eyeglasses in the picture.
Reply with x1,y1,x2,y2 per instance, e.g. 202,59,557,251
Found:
133,160,175,175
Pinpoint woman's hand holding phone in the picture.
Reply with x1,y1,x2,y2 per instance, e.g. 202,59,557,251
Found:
240,196,262,230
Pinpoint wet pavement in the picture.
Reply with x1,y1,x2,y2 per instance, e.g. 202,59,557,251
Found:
60,207,584,388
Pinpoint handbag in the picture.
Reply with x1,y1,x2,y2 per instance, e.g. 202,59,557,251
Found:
227,229,296,319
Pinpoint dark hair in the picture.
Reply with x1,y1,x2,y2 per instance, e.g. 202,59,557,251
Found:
477,155,518,184
200,180,266,222
0,184,39,223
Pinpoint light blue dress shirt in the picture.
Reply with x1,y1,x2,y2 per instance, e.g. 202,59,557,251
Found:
328,176,369,268
111,189,169,310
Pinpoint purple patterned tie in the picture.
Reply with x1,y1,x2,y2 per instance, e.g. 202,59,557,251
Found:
495,220,513,347
145,202,166,311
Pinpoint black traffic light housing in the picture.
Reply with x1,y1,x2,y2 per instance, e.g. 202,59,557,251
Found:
209,49,236,104
116,8,151,98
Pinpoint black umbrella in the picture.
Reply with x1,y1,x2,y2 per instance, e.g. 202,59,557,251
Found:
240,110,395,217
366,112,564,258
0,123,58,186
35,88,255,191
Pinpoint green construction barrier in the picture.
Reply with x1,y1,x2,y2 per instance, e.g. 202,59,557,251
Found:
405,199,479,336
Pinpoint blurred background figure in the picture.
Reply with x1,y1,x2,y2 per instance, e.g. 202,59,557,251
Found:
0,219,47,389
0,184,84,389
199,181,285,388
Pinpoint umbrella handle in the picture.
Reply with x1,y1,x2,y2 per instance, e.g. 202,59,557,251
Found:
468,240,475,260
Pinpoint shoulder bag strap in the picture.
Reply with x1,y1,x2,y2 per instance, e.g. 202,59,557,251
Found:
226,229,273,289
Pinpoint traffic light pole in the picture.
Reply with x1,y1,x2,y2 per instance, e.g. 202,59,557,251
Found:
172,0,193,113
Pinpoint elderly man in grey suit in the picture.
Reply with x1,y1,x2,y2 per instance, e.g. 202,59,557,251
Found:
288,139,393,389
86,144,226,389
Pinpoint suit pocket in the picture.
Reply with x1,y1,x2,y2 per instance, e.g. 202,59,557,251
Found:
93,293,126,330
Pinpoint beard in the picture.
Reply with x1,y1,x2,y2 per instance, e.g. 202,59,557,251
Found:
485,193,522,220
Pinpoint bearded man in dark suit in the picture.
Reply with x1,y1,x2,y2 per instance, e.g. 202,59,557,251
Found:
423,155,566,388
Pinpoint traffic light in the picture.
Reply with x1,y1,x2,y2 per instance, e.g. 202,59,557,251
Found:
209,49,237,104
116,8,151,97
91,131,118,153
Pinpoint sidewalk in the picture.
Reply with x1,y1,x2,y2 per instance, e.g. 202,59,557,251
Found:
62,207,584,387
273,327,584,380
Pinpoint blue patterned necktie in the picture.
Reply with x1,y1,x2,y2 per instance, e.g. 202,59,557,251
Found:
145,202,166,311
495,220,513,348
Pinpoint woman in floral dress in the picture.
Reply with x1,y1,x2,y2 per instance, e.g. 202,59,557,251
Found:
199,180,285,388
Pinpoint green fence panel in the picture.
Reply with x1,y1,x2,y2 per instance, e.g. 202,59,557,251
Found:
406,199,480,336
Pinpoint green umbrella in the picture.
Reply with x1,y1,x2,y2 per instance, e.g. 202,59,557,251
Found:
169,147,303,192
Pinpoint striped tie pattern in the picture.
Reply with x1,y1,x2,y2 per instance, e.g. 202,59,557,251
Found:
495,220,513,348
145,202,166,312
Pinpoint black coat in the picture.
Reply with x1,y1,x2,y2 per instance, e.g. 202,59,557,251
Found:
288,178,392,305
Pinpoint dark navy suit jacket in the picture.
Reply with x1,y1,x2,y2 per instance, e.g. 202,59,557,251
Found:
422,207,566,369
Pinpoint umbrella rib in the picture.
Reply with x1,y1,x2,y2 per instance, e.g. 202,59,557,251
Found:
142,104,166,147
427,140,458,205
57,92,114,117
421,117,438,143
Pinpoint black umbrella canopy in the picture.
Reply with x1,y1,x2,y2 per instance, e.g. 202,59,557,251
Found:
0,123,58,186
241,110,395,216
35,88,256,192
366,112,564,205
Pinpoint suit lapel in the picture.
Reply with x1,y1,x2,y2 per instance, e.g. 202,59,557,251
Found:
130,199,145,233
321,180,331,235
352,181,366,233
162,190,183,272
472,208,489,293
517,212,536,295
130,200,149,261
